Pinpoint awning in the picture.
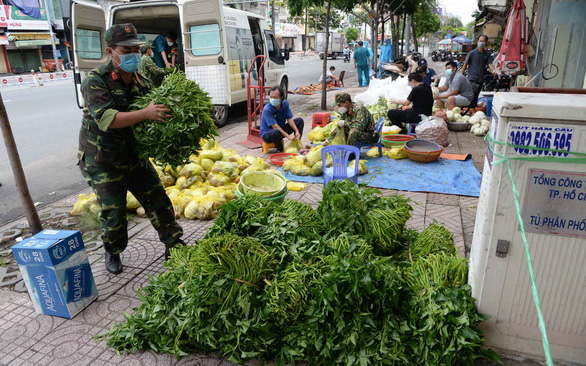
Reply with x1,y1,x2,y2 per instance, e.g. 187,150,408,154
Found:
437,39,451,45
0,36,8,45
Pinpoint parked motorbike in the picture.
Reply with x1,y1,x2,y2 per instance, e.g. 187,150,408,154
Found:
431,50,439,62
377,53,419,80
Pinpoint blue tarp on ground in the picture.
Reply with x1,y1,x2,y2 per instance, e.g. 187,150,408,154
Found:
279,156,482,197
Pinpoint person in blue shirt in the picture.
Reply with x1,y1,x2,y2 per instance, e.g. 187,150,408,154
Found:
378,39,393,76
152,31,178,69
353,41,370,87
260,86,304,152
418,58,438,86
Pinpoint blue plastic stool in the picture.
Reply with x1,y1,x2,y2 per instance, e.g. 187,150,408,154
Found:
321,145,360,188
356,117,385,157
407,123,417,136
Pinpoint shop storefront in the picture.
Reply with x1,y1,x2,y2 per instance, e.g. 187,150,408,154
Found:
1,5,57,73
274,22,298,51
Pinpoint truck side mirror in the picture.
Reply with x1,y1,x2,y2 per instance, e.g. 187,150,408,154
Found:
283,48,290,61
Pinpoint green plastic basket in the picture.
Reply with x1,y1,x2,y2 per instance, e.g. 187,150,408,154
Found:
236,186,289,204
239,171,287,197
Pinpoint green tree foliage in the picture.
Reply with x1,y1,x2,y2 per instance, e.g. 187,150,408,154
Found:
345,27,359,41
414,5,441,37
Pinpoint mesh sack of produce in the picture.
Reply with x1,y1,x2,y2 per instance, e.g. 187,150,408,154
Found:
415,115,449,147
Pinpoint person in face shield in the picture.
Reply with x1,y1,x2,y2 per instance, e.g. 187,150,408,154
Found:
152,30,178,69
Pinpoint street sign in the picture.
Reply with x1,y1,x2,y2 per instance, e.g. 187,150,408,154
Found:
368,10,375,20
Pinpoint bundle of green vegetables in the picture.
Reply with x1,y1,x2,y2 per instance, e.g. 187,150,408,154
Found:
99,181,502,365
132,69,218,168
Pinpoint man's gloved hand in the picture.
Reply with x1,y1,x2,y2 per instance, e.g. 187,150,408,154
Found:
337,120,345,128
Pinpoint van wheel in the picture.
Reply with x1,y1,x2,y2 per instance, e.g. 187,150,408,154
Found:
279,78,288,100
332,53,337,60
213,106,228,127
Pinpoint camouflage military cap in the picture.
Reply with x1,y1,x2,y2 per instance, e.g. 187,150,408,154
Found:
333,92,352,106
139,41,152,53
106,24,144,48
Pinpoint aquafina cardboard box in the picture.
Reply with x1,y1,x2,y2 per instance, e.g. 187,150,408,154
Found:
11,230,98,318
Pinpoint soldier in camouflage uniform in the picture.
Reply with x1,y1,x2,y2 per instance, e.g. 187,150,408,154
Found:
326,92,378,146
78,24,183,275
138,42,165,87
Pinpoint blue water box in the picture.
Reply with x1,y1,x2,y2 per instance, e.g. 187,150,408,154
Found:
11,230,98,318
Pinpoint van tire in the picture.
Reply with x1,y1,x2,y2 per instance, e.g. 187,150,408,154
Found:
213,106,228,127
279,78,288,100
332,53,337,60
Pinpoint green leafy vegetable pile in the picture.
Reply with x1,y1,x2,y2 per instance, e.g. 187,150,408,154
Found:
132,69,218,168
99,181,502,365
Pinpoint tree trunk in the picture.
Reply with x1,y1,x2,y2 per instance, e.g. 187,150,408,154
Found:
411,16,418,52
320,0,332,110
391,15,398,60
0,94,43,234
371,0,379,72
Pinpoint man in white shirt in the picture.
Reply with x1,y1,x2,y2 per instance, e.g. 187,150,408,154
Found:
319,66,339,85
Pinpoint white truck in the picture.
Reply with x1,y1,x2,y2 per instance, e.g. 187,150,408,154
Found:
71,0,290,126
317,31,345,60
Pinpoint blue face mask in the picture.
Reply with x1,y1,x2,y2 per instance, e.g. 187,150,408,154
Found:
113,51,141,73
270,98,281,107
446,69,453,76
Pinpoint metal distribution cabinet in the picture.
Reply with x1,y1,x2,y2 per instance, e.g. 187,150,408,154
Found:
469,92,586,364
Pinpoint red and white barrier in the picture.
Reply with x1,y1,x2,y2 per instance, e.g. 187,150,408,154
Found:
0,71,72,87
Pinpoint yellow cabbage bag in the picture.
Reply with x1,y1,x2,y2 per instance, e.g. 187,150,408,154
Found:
70,193,97,216
126,192,141,210
290,161,311,176
329,125,346,146
287,182,307,191
207,172,232,187
366,148,380,158
200,158,214,172
200,150,223,161
388,146,408,160
311,161,323,176
304,146,323,167
349,160,369,175
285,139,303,154
179,163,203,178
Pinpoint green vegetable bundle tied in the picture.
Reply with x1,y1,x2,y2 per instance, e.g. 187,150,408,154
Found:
132,69,218,168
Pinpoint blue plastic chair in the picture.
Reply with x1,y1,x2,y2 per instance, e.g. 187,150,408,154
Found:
322,145,360,188
356,117,384,157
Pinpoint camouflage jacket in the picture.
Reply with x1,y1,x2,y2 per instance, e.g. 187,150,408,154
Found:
138,55,164,87
328,103,375,141
78,61,151,167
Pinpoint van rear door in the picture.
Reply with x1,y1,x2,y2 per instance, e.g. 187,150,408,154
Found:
182,0,229,106
70,0,108,108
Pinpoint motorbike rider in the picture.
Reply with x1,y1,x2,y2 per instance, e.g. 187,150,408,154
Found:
378,39,393,77
417,58,438,86
343,46,350,62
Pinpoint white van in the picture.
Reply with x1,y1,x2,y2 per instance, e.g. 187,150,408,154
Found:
71,0,290,126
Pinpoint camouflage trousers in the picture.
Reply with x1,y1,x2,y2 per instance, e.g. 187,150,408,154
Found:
346,127,378,147
79,158,183,255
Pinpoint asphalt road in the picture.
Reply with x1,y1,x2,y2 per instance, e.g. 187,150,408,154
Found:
0,58,351,226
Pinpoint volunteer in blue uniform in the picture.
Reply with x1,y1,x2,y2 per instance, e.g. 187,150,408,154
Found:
260,86,304,152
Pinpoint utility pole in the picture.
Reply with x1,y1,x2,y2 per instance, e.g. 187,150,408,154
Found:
304,8,308,51
271,0,276,30
43,0,61,72
0,94,43,234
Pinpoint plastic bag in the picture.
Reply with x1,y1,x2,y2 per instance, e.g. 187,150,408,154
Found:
387,146,408,160
349,160,368,175
329,125,346,145
207,172,233,187
311,161,323,176
415,115,449,147
179,163,204,178
200,150,223,161
70,193,97,216
304,146,323,167
211,161,237,179
285,139,303,154
126,192,141,210
290,161,311,176
366,148,380,158
287,182,307,191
